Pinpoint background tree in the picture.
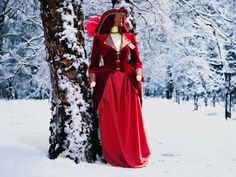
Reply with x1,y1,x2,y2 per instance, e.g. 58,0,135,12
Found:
0,0,49,99
39,0,99,163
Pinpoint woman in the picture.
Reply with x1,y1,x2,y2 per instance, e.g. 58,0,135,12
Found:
87,9,150,168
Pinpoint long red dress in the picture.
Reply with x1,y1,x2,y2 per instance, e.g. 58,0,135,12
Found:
89,33,150,168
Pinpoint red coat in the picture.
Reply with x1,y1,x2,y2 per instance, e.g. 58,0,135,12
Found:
89,33,144,110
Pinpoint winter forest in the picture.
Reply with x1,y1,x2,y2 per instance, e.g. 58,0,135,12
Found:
1,0,236,106
0,0,236,176
0,0,235,102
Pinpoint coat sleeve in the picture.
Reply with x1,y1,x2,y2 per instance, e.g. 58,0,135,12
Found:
88,34,101,75
129,34,142,69
129,34,144,82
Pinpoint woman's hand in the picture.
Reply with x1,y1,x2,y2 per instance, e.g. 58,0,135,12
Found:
90,81,96,88
136,75,142,82
136,68,142,82
89,73,96,88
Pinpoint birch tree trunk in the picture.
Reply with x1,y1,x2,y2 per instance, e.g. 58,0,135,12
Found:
39,0,99,163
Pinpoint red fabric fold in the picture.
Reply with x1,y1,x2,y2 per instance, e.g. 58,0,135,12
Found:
92,63,143,111
98,71,150,168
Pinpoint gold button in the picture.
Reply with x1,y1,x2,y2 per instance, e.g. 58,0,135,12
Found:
116,68,120,70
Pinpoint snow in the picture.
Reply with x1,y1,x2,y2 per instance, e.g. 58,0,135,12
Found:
0,98,236,177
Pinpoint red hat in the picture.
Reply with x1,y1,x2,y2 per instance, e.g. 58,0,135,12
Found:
85,9,129,37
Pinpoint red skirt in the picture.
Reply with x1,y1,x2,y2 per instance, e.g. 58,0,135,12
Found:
98,71,150,168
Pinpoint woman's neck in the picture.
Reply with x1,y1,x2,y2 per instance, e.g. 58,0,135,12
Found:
110,26,119,33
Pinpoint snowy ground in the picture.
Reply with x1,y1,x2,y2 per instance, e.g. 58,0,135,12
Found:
0,98,236,177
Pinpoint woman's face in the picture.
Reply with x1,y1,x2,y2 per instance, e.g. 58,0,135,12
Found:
114,14,124,27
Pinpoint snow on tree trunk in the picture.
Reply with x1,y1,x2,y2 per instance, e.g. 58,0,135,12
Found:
39,0,99,163
112,0,136,33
